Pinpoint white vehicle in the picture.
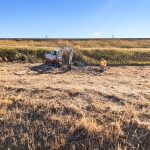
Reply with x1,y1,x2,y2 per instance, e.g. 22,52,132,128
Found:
45,47,73,69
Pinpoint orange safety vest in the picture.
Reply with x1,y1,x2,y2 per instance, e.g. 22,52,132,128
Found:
100,60,107,67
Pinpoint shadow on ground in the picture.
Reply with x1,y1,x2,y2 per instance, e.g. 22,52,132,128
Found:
30,64,55,74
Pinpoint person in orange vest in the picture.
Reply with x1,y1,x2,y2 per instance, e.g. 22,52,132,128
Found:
100,58,107,72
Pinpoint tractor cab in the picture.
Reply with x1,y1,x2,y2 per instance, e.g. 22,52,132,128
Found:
47,50,59,56
45,50,62,66
45,47,73,69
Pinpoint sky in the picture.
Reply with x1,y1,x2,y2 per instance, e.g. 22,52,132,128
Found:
0,0,150,38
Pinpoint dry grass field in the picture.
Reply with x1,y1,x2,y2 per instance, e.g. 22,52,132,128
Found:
0,63,150,149
0,40,150,65
1,39,150,48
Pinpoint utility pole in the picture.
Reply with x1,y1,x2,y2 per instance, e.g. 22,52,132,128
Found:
45,35,48,47
46,35,48,41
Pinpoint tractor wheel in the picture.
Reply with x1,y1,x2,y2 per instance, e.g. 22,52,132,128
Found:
67,64,71,71
57,62,63,68
45,60,48,65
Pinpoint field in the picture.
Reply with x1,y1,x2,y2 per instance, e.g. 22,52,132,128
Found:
0,63,150,149
0,39,150,149
1,39,150,48
0,39,150,65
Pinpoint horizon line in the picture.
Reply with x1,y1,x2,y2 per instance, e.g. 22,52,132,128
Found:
0,38,150,41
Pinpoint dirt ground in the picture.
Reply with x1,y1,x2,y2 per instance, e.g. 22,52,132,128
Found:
0,63,150,149
1,63,149,102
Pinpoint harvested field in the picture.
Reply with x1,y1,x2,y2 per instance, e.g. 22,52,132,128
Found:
0,63,150,149
1,39,150,48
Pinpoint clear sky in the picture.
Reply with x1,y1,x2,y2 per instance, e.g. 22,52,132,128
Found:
0,0,150,38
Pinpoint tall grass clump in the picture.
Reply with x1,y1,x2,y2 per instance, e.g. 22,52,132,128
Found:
76,48,150,65
0,47,50,62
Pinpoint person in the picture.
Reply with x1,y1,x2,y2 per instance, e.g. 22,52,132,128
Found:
100,58,107,72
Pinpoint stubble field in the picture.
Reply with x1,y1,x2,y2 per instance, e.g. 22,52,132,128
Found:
0,63,150,149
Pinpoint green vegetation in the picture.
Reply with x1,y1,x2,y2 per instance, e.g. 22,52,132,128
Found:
0,39,150,65
0,47,150,65
0,47,49,63
78,48,150,65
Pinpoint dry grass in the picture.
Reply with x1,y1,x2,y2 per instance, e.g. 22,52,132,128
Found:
0,47,150,65
1,39,150,48
0,63,150,149
0,39,150,65
75,117,103,134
